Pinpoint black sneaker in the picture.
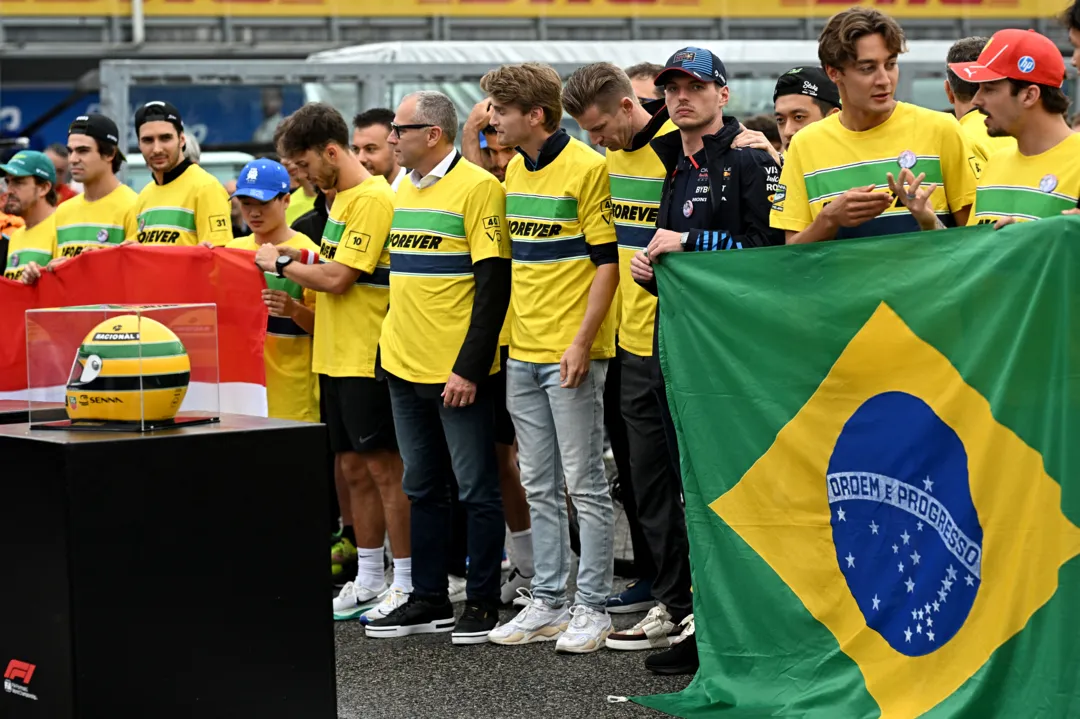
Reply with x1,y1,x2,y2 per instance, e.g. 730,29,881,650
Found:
364,596,454,639
644,616,698,675
451,602,499,646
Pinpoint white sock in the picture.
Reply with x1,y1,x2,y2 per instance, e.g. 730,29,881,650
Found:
392,557,413,593
511,529,535,577
356,547,384,591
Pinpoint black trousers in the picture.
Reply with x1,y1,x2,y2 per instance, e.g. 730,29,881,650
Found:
618,348,692,618
604,350,657,583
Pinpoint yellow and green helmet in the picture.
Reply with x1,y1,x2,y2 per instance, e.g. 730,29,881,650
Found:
66,314,191,422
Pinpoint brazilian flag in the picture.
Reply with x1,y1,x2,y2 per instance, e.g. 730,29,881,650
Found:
634,217,1080,718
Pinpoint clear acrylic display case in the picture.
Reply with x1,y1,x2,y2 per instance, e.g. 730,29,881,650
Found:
25,304,221,432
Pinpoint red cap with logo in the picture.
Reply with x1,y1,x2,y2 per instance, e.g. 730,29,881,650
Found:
948,29,1065,88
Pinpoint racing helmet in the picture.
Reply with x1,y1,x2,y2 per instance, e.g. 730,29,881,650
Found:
66,315,191,422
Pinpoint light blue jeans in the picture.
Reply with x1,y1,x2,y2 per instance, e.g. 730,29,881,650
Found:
506,358,614,611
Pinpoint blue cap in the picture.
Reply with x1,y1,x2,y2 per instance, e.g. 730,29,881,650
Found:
655,47,728,87
231,159,290,202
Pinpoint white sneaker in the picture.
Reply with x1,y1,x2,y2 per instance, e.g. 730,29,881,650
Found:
500,567,533,605
671,614,695,644
359,586,410,626
332,580,386,621
448,575,467,603
488,589,570,645
556,605,612,654
604,603,678,651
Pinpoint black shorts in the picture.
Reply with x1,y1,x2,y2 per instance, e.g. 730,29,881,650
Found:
490,345,516,446
319,374,397,454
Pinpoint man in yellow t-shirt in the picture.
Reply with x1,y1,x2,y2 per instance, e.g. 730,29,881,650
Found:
945,37,1017,170
366,90,510,644
772,8,977,244
130,101,233,246
255,103,411,624
2,151,58,281
481,62,620,654
562,62,692,646
226,159,319,423
895,29,1080,231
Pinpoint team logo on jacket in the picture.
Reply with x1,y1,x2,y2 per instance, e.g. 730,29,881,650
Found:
1039,174,1058,193
683,200,694,218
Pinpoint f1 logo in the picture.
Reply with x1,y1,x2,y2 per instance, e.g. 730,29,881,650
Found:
3,660,35,685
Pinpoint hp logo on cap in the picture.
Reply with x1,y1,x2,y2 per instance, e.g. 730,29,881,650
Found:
1017,56,1036,73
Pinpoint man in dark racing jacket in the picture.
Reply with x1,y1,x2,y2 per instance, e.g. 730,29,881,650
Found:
628,46,783,677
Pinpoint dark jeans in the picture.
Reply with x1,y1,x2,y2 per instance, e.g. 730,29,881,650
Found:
604,351,657,583
619,348,692,618
388,376,505,605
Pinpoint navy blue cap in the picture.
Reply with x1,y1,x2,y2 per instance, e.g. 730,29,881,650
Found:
655,47,728,87
231,159,290,202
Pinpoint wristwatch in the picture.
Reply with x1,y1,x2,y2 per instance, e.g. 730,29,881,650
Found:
679,232,691,249
275,254,293,278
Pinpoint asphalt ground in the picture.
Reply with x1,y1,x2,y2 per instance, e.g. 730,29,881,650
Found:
334,576,691,719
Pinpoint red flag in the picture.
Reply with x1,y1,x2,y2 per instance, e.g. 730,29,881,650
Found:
0,245,268,414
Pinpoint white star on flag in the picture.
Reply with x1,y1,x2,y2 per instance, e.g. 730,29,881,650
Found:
898,561,905,573
916,624,922,634
911,609,918,620
924,603,931,614
923,476,934,492
837,507,846,522
942,578,953,591
926,617,933,627
965,575,975,586
904,628,912,642
872,595,880,610
933,601,940,612
892,544,899,554
938,589,948,602
911,551,920,565
901,530,910,545
917,609,924,620
916,521,924,531
905,577,915,593
947,565,958,580
927,630,935,642
845,553,855,568
869,521,879,535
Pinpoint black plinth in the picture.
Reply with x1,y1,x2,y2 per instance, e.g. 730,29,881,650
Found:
0,414,336,718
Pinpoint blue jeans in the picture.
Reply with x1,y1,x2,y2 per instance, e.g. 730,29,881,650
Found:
388,376,505,605
506,358,614,611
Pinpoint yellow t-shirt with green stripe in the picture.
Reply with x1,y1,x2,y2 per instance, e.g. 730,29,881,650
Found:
381,158,509,384
968,133,1080,226
133,163,233,246
53,184,138,259
312,175,394,378
772,102,978,239
4,214,57,280
607,119,677,357
958,109,1016,171
506,137,618,364
227,232,320,422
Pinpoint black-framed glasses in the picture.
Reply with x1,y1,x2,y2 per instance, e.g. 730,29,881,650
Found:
390,122,434,139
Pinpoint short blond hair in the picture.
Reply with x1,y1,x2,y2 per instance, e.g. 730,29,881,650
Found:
480,62,563,133
562,62,637,119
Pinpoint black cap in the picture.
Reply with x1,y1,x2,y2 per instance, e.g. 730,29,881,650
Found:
134,101,184,134
68,113,126,162
655,47,727,87
773,67,841,109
